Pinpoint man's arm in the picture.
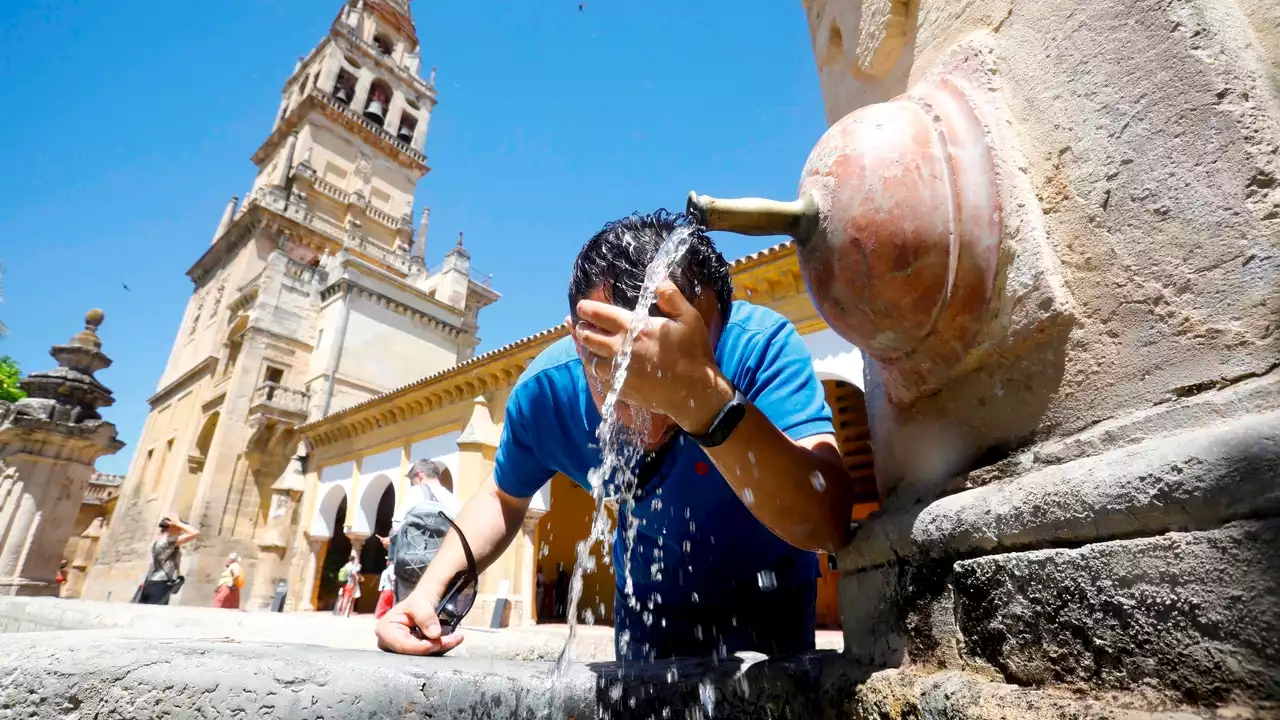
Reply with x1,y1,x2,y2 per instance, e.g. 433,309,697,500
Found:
685,374,854,553
575,281,855,554
376,476,532,654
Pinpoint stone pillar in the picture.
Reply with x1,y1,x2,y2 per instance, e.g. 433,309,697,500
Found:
384,90,405,138
436,233,471,312
296,535,327,612
272,133,299,190
351,71,374,115
211,196,238,245
65,516,106,599
0,310,124,596
516,515,540,626
247,448,305,610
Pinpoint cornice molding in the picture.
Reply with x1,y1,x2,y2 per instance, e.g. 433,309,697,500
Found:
322,277,465,339
301,326,566,450
147,356,218,409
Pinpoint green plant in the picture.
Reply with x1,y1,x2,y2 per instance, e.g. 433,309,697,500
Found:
0,356,23,404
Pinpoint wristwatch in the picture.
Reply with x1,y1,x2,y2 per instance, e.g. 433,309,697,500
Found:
688,386,749,448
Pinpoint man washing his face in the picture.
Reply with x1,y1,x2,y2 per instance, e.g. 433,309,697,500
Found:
376,210,854,661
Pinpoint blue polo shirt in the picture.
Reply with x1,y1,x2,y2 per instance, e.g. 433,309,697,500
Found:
494,301,834,660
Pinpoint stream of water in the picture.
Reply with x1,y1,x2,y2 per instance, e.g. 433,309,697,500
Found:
552,226,696,689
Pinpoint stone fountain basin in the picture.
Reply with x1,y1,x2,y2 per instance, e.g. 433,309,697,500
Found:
0,628,1245,718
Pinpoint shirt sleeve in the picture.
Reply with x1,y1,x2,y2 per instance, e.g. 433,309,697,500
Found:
740,318,835,442
493,375,555,499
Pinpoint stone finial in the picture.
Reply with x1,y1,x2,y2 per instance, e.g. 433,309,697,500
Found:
456,231,463,248
427,66,437,91
69,309,104,351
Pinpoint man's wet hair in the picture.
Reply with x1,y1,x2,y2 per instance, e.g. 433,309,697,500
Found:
568,210,733,327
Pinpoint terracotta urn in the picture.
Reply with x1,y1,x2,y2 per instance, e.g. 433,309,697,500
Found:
689,74,1003,402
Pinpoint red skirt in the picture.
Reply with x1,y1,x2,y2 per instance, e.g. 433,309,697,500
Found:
375,589,395,619
212,585,241,609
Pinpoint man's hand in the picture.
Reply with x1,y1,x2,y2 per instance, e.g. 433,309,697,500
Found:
375,591,464,656
573,280,733,433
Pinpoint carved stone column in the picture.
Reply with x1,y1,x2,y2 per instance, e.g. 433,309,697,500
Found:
0,310,124,596
295,535,328,612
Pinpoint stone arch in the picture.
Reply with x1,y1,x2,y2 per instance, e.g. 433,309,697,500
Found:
353,472,395,535
309,482,348,538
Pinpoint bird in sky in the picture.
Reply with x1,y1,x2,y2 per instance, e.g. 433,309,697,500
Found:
578,2,586,11
121,283,131,292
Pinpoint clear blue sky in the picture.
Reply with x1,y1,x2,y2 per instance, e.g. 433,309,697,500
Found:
0,0,826,475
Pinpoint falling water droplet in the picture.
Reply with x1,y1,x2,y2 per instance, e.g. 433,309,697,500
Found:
742,488,755,506
691,591,699,603
584,608,595,625
810,471,826,492
653,498,663,511
657,368,663,378
694,625,703,640
643,610,654,626
609,683,623,701
748,451,756,464
699,678,716,717
757,569,777,591
684,507,691,519
667,666,679,683
683,540,692,554
629,696,638,708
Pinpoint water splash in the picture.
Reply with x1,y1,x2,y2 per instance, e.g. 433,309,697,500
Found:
553,225,696,688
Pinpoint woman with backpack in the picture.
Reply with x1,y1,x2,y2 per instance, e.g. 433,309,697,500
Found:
335,552,360,617
212,553,244,609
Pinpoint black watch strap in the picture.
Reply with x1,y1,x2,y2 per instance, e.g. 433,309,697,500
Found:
689,387,749,448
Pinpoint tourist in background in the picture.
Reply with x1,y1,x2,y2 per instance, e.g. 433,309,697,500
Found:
211,553,244,609
138,517,199,605
375,564,396,619
55,560,68,594
335,552,360,617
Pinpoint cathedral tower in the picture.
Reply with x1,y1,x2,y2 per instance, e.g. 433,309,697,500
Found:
83,0,498,607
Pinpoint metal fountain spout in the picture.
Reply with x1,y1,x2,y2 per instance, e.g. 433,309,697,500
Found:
688,72,1008,404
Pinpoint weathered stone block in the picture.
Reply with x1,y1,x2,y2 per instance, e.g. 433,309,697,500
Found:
953,520,1280,704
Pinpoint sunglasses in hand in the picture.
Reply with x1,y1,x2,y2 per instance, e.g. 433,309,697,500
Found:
418,511,477,638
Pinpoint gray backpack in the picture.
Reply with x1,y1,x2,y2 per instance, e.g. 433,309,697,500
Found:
388,493,453,602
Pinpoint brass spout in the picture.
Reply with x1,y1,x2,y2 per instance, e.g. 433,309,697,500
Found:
687,191,819,243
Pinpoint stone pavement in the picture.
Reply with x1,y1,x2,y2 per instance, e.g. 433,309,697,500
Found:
0,596,843,661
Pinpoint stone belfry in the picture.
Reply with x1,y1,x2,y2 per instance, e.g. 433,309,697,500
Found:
82,0,498,608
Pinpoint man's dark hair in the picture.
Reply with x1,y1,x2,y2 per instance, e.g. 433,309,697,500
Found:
158,518,171,530
568,210,733,326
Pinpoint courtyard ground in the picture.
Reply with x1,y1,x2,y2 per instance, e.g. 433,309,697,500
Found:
0,596,842,661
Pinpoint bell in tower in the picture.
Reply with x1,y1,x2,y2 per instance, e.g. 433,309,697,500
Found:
364,82,391,127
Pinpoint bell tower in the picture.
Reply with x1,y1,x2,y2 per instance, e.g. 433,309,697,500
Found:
82,0,499,609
